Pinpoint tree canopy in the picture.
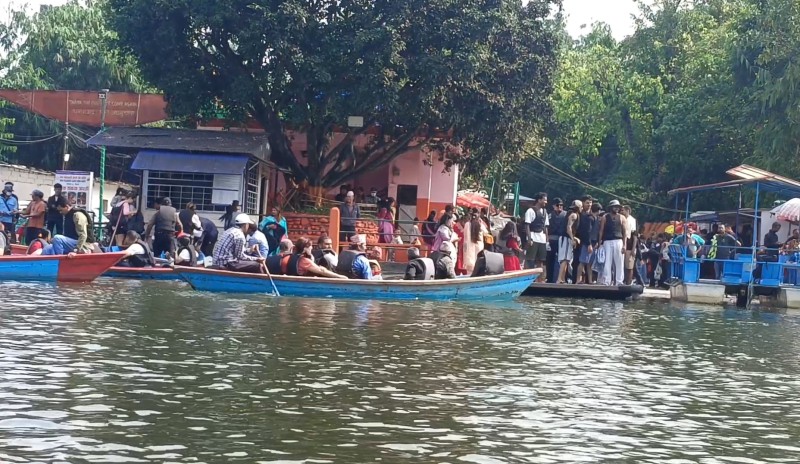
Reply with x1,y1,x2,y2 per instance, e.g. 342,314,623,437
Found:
107,0,562,187
516,0,800,220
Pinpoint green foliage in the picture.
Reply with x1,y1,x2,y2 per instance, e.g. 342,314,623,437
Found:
107,0,562,187
528,0,800,220
0,0,150,174
0,101,16,161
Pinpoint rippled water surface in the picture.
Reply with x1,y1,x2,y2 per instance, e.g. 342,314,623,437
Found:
2,280,800,463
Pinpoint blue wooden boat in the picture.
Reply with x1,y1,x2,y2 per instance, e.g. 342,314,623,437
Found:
0,252,126,283
176,267,540,301
102,266,183,280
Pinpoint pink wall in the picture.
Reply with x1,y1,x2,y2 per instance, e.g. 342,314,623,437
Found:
260,130,459,205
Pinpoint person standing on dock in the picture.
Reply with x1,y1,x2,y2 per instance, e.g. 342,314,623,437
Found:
598,200,627,286
622,205,638,285
338,191,360,242
547,198,566,283
557,200,581,284
523,193,549,282
46,183,65,236
576,197,597,284
0,182,19,244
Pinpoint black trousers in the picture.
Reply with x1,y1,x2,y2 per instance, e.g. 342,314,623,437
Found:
225,260,263,274
47,218,64,236
153,231,175,258
25,227,42,245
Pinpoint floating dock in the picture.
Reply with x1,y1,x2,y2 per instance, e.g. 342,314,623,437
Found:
522,283,644,300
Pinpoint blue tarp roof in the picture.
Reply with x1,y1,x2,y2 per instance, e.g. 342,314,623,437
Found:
131,150,249,175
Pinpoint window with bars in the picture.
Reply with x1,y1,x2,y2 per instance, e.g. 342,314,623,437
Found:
146,170,228,212
245,160,260,214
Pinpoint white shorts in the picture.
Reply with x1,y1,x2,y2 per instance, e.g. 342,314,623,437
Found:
557,237,573,262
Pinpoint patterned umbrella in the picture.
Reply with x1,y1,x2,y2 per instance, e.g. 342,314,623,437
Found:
770,198,800,223
456,191,491,211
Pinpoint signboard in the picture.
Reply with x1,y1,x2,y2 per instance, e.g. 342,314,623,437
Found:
0,90,167,126
55,170,94,209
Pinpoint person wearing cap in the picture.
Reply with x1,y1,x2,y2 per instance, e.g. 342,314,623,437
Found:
145,197,182,259
598,199,628,285
338,190,361,242
212,213,265,273
547,197,566,282
0,182,19,243
46,183,65,235
19,189,47,245
523,192,548,282
403,247,435,280
556,199,582,284
336,233,372,279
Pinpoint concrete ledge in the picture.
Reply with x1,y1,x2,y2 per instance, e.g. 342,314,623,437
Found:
779,287,800,309
670,282,726,305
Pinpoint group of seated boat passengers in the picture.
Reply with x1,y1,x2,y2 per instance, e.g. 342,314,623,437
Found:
22,206,506,280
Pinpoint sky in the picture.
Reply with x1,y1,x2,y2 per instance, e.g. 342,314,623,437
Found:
3,0,640,40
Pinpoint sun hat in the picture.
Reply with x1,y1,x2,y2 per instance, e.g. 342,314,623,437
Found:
350,234,366,245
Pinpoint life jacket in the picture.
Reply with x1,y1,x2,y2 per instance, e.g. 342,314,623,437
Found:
602,214,624,240
530,207,547,233
430,251,454,279
406,257,435,280
178,209,196,235
26,238,48,255
471,250,505,277
176,244,197,267
336,249,367,278
124,240,155,268
266,255,285,275
280,254,301,276
550,210,567,238
108,204,124,229
63,208,97,243
313,249,337,270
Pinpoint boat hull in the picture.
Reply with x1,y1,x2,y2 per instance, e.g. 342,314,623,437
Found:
0,253,126,282
103,266,182,280
176,268,540,301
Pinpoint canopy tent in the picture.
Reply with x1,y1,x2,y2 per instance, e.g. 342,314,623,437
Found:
456,191,492,211
770,198,800,223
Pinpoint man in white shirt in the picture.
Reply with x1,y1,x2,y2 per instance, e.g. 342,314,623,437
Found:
523,192,549,282
622,205,638,285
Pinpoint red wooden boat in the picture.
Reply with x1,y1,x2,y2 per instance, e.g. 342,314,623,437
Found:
0,252,126,282
10,244,27,255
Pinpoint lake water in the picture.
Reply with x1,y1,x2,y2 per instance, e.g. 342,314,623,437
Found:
2,279,800,463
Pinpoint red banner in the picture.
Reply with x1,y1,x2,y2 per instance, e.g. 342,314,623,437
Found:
0,90,167,126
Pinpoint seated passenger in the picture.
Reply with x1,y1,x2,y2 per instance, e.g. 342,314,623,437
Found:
403,247,435,280
336,234,373,279
470,249,506,277
212,214,265,274
42,197,97,255
265,239,295,274
288,237,347,278
118,231,155,268
312,234,338,270
247,223,270,258
26,229,52,255
431,241,457,279
175,233,198,266
368,246,383,280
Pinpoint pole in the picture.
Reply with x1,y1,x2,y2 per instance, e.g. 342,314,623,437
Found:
98,89,109,241
62,123,69,170
747,182,760,310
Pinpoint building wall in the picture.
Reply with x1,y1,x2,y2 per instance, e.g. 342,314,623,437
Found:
0,163,131,216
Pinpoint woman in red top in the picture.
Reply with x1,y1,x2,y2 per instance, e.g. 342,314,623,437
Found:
500,221,522,271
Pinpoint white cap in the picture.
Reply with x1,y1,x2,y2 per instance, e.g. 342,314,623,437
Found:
571,199,582,209
234,213,254,225
350,233,366,245
346,191,355,198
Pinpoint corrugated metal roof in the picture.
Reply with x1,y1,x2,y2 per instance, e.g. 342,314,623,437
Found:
668,165,800,199
131,150,249,175
86,127,271,161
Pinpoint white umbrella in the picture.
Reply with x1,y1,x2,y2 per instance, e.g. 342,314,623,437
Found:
770,198,800,222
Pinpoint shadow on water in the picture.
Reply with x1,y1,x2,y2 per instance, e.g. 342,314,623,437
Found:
2,279,800,462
